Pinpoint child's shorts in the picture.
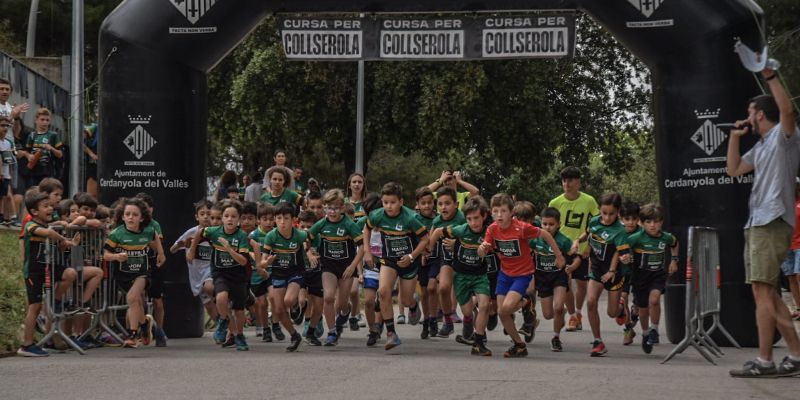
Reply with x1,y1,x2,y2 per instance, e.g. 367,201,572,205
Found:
781,249,800,276
534,269,569,298
495,270,533,297
632,269,667,308
271,274,304,290
302,271,324,297
214,276,248,310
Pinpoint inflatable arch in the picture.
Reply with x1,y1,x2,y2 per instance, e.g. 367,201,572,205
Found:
98,0,766,344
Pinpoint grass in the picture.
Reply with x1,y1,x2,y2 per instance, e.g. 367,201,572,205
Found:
0,229,25,353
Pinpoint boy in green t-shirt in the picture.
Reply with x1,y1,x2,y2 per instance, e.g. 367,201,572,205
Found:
135,192,168,347
429,186,466,338
414,186,438,339
364,182,429,350
619,201,642,346
249,203,274,342
23,108,62,186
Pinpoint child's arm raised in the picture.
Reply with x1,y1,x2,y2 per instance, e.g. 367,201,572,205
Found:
217,237,247,266
186,228,204,262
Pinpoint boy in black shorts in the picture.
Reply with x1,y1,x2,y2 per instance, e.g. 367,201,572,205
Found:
135,192,168,347
249,203,274,342
620,201,642,345
298,210,324,345
415,186,438,338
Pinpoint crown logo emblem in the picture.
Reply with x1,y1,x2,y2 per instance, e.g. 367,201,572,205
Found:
128,115,152,124
694,109,720,120
690,108,726,156
124,115,156,160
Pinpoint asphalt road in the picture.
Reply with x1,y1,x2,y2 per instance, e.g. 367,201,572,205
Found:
1,299,798,400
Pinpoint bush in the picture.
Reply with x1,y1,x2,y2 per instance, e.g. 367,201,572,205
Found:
0,231,25,353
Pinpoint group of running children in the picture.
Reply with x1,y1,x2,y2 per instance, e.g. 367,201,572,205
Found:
18,166,679,360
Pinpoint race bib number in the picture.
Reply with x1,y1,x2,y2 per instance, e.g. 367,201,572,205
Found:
456,246,481,268
323,239,349,260
495,239,521,258
121,250,147,273
485,254,499,273
214,251,237,269
384,236,413,258
640,252,665,271
1,150,14,164
536,254,558,273
197,245,212,261
589,236,607,261
440,241,454,261
272,253,297,270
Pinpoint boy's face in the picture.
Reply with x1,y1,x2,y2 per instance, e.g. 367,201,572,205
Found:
492,204,512,228
642,218,664,236
35,115,51,132
465,210,486,232
222,207,240,231
306,198,324,218
541,216,560,236
67,205,80,222
209,209,222,226
270,172,285,190
437,195,457,219
32,199,54,222
49,189,63,205
324,200,344,222
299,220,313,230
561,178,580,194
599,204,619,225
258,214,274,230
417,194,434,216
622,216,640,233
240,213,257,232
79,205,96,218
227,190,239,200
0,83,10,103
196,206,211,228
275,213,293,231
122,204,143,230
381,194,403,217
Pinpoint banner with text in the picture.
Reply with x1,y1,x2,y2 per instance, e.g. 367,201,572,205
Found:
278,14,576,61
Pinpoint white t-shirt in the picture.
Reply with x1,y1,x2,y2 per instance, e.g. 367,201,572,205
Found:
174,225,212,296
0,137,13,179
0,102,12,141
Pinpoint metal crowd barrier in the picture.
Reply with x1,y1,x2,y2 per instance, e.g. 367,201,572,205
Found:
35,226,132,354
663,226,741,365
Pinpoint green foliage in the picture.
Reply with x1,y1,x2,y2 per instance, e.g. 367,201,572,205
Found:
0,19,23,56
762,0,800,109
0,231,24,353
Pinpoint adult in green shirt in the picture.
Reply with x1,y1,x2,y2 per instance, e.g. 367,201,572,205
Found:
428,170,479,209
260,165,302,208
548,166,599,332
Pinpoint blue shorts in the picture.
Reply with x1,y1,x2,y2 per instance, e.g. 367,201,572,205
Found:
495,270,533,297
363,277,379,290
271,274,303,289
781,249,800,276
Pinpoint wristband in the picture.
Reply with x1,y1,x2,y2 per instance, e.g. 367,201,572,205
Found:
765,74,777,81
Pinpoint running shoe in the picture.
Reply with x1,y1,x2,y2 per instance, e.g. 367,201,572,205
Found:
286,331,302,352
650,329,660,344
396,314,406,325
551,336,563,352
305,332,322,346
357,313,367,327
471,339,492,356
462,321,474,340
455,334,475,346
408,303,421,326
420,320,430,339
68,336,90,351
123,338,139,348
155,327,168,347
235,334,249,351
290,305,304,326
349,317,360,331
429,318,439,337
273,324,286,341
385,332,401,350
776,356,800,377
17,344,49,357
729,359,778,378
9,220,21,228
205,317,217,331
214,318,229,344
590,340,607,357
221,335,236,348
262,326,273,343
324,330,338,347
615,300,626,326
487,313,498,331
566,315,578,332
366,331,379,347
791,310,800,321
302,320,310,337
518,323,536,344
141,315,155,346
503,342,528,358
575,314,583,330
623,327,636,346
256,326,263,337
316,319,324,338
438,323,454,338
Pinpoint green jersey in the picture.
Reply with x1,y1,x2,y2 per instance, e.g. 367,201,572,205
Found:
260,189,301,207
22,220,49,278
24,130,62,176
248,226,271,285
201,225,252,279
345,197,366,219
262,228,308,278
586,216,631,270
308,216,364,269
443,222,486,275
366,206,427,266
105,224,157,277
431,210,466,260
531,230,573,273
628,230,677,272
415,212,435,231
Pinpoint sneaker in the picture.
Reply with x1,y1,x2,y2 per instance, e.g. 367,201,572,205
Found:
408,304,421,326
349,317,360,331
641,332,653,354
9,220,21,228
429,319,439,337
551,336,563,352
566,315,578,332
438,323,454,338
487,313,498,331
35,314,46,334
385,332,401,350
650,329,660,344
471,340,492,356
729,359,778,378
590,340,607,357
615,301,626,326
305,332,322,346
518,323,535,343
324,330,338,347
357,313,367,327
335,313,349,334
123,338,139,348
575,314,583,331
290,305,304,326
420,320,429,339
396,314,406,325
504,342,528,358
316,319,324,338
141,315,155,346
262,326,273,343
214,318,229,344
630,305,639,324
302,320,310,337
776,356,800,377
256,326,263,337
235,334,249,351
366,331,379,347
623,327,636,346
273,324,286,341
455,334,475,346
155,327,167,347
68,336,90,351
221,335,236,348
286,331,302,352
17,344,49,357
205,317,217,331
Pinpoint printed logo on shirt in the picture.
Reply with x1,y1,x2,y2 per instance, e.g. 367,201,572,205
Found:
495,239,522,258
564,211,584,229
337,227,346,236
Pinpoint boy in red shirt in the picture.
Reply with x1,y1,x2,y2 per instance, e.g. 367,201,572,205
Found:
479,193,564,357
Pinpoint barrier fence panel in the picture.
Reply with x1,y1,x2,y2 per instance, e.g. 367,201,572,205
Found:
663,227,740,365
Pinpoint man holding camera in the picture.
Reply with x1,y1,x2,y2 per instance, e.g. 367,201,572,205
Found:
427,170,480,209
727,67,800,378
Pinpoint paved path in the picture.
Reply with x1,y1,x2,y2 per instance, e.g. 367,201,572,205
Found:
1,300,798,400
